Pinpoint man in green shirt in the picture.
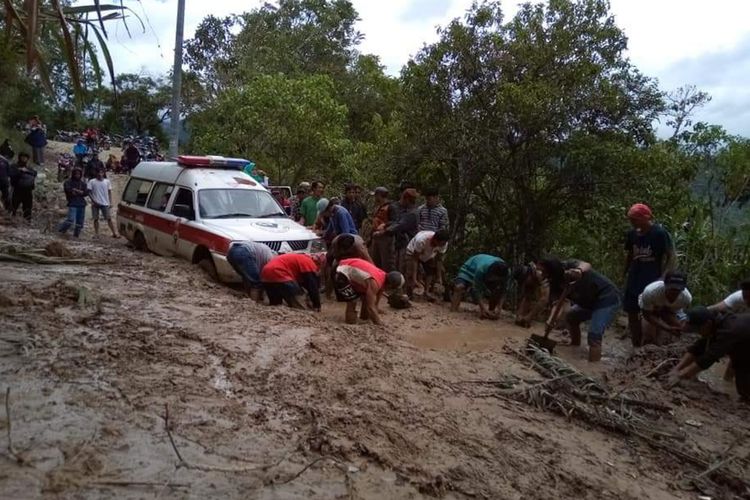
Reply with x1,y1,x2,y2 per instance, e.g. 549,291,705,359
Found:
299,181,325,227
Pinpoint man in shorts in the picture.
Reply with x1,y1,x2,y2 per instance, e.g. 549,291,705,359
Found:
226,241,276,301
451,254,510,320
260,253,323,311
404,229,450,299
334,257,404,326
87,167,118,238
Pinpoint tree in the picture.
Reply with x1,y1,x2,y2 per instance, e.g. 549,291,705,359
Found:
1,0,142,111
399,0,664,261
98,73,171,141
188,74,350,185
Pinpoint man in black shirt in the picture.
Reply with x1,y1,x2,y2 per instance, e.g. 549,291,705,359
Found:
669,308,750,401
341,183,367,230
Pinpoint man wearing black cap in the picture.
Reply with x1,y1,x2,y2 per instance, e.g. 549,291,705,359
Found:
369,187,396,272
669,307,750,401
638,271,692,346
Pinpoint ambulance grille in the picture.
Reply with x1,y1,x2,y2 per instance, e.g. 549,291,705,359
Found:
288,240,310,251
260,241,282,252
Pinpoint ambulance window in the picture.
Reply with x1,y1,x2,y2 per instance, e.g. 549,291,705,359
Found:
122,178,153,206
170,188,195,218
147,183,175,211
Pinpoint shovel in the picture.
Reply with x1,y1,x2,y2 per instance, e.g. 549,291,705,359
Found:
528,284,572,354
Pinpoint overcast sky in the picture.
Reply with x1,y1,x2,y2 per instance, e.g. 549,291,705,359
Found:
103,0,750,136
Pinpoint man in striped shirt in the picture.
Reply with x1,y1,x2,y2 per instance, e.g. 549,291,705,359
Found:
417,187,449,232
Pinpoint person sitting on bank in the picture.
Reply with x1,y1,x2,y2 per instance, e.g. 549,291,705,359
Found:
334,257,405,326
638,271,692,346
226,241,276,301
260,253,323,311
513,262,550,328
668,307,750,402
451,254,510,320
404,229,450,299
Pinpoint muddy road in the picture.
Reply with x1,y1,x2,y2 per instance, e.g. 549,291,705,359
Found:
1,152,749,499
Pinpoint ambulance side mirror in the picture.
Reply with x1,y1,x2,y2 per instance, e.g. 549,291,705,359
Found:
173,204,194,221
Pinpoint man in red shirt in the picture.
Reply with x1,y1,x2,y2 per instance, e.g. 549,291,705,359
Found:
335,258,404,325
260,253,323,311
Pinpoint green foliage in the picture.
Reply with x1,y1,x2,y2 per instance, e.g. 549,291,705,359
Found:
189,74,350,185
98,73,170,141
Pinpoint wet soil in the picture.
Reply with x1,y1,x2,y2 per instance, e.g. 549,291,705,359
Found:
1,143,749,499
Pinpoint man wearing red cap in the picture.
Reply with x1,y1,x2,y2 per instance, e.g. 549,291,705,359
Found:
624,203,676,347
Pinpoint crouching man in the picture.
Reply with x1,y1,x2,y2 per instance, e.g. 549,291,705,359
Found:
668,307,750,402
226,241,276,301
450,254,510,320
638,271,692,346
260,253,323,311
334,258,404,326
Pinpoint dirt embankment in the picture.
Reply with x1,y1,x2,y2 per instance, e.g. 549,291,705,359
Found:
1,152,749,499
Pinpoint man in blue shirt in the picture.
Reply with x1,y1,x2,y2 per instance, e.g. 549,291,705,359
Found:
320,198,358,240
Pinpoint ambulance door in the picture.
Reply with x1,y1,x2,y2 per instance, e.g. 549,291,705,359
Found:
144,182,176,256
170,187,198,259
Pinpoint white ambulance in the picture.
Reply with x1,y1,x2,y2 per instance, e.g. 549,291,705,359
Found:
117,155,324,282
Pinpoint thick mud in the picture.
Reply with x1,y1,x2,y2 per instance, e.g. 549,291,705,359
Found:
1,143,749,499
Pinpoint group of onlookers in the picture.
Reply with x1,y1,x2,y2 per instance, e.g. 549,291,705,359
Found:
0,140,38,220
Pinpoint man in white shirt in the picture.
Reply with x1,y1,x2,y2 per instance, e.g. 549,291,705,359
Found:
404,229,449,299
87,168,118,238
638,271,692,346
710,280,750,314
708,279,750,380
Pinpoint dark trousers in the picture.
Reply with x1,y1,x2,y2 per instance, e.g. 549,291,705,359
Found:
263,281,304,307
370,234,395,272
12,188,33,219
58,205,86,237
32,146,45,165
226,245,263,289
0,179,10,209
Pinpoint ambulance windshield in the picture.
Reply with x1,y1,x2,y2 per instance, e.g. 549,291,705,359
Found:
198,189,286,219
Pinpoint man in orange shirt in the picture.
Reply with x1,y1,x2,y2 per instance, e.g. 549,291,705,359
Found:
260,253,323,311
335,258,404,325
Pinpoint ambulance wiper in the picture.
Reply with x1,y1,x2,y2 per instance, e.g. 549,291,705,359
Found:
256,212,286,218
213,213,255,218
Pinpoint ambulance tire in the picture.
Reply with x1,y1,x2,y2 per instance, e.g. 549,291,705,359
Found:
198,255,219,282
133,231,148,252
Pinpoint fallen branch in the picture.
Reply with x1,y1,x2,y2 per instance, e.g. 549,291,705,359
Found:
4,387,23,464
163,403,292,474
272,456,335,485
571,390,671,412
645,358,679,378
90,480,189,488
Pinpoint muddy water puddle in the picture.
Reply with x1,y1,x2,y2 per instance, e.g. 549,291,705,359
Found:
405,322,526,352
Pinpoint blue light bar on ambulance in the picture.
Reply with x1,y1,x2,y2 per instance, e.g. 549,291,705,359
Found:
177,155,251,171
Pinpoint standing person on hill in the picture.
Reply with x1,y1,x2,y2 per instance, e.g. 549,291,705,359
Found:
369,187,396,272
87,168,119,238
25,115,47,166
451,254,510,320
624,203,676,347
543,258,621,362
9,152,37,220
379,185,418,275
122,141,141,174
58,168,89,238
299,181,325,227
417,187,449,232
342,183,367,231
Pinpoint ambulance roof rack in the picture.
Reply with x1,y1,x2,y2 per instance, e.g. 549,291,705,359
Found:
177,155,252,171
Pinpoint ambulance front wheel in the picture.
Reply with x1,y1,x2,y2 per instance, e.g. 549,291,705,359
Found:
198,255,219,282
133,231,148,252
